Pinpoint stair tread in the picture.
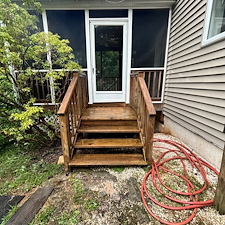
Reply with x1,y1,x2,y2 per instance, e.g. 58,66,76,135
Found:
75,138,142,148
81,106,137,121
78,125,139,133
69,154,147,166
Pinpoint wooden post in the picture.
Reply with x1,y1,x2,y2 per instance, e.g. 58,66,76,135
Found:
145,115,155,165
214,145,225,214
59,115,70,173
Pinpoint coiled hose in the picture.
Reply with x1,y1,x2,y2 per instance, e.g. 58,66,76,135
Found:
141,138,219,225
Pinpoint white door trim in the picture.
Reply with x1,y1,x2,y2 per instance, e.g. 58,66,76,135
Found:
89,20,128,103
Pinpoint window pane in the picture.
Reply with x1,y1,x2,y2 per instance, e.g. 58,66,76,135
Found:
46,10,87,67
208,0,225,38
132,9,169,68
89,10,128,18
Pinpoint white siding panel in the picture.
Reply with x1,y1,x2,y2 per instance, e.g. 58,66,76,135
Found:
164,95,225,116
168,42,225,66
165,0,225,150
166,66,225,78
167,58,225,73
165,87,225,99
170,4,205,42
166,82,225,90
164,100,225,130
167,75,225,83
168,49,225,69
163,111,225,149
165,92,225,108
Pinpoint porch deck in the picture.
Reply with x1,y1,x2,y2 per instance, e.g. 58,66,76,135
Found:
58,72,156,172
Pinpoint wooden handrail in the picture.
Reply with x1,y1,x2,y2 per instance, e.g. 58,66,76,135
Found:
138,77,156,116
130,72,156,164
57,72,88,172
57,76,78,115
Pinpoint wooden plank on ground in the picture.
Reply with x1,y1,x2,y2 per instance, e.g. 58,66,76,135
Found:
0,196,24,223
6,187,53,225
69,154,147,166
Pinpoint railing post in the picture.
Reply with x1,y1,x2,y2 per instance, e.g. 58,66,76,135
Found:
146,115,155,164
59,114,70,173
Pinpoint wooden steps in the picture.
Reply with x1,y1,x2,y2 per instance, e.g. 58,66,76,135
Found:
75,138,142,148
81,106,137,121
78,125,139,133
69,105,146,167
69,154,147,166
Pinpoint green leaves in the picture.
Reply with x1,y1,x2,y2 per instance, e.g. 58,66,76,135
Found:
0,0,81,145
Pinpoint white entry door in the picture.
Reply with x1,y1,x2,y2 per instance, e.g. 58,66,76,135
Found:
90,21,128,103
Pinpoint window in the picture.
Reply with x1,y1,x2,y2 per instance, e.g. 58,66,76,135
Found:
132,9,169,68
46,10,87,67
202,0,225,45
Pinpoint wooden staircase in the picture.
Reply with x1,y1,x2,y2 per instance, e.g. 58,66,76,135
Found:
58,72,156,172
69,105,147,166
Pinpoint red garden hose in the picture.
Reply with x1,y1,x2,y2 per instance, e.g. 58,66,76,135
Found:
141,138,219,225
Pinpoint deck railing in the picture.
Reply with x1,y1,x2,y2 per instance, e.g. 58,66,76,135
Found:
130,72,156,164
131,70,164,101
57,72,88,172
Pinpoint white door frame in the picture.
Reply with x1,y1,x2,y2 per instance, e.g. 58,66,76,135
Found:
89,19,128,103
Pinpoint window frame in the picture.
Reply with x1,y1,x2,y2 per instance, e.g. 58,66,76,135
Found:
202,0,225,46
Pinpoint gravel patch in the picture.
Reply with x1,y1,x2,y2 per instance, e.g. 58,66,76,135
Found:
37,133,225,224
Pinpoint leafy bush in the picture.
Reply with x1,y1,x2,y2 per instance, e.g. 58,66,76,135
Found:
0,0,80,145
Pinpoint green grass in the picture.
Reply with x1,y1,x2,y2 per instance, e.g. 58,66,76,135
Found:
58,210,80,225
29,205,55,225
112,167,125,173
0,143,63,195
85,199,99,210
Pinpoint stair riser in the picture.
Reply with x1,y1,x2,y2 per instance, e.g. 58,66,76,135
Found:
81,120,137,126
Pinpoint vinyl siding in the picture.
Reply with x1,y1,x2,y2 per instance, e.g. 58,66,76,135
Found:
164,0,225,149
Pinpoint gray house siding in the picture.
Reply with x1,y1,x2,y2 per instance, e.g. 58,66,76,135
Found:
164,0,225,167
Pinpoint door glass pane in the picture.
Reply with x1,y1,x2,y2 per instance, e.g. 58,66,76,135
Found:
95,25,123,91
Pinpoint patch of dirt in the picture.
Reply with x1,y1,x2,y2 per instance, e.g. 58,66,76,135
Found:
31,141,62,164
20,133,225,224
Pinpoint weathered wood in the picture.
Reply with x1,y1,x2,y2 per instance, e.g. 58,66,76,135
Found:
81,120,137,126
138,77,156,116
81,106,137,121
59,115,70,172
57,75,78,115
0,196,24,223
75,138,142,148
57,72,88,171
130,72,156,166
89,103,127,107
145,115,155,164
6,187,53,225
78,125,139,133
214,145,225,214
69,154,147,166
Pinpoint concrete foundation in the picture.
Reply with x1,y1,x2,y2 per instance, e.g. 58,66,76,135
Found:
164,117,223,170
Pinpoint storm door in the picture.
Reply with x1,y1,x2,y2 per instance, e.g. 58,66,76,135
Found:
90,21,128,102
